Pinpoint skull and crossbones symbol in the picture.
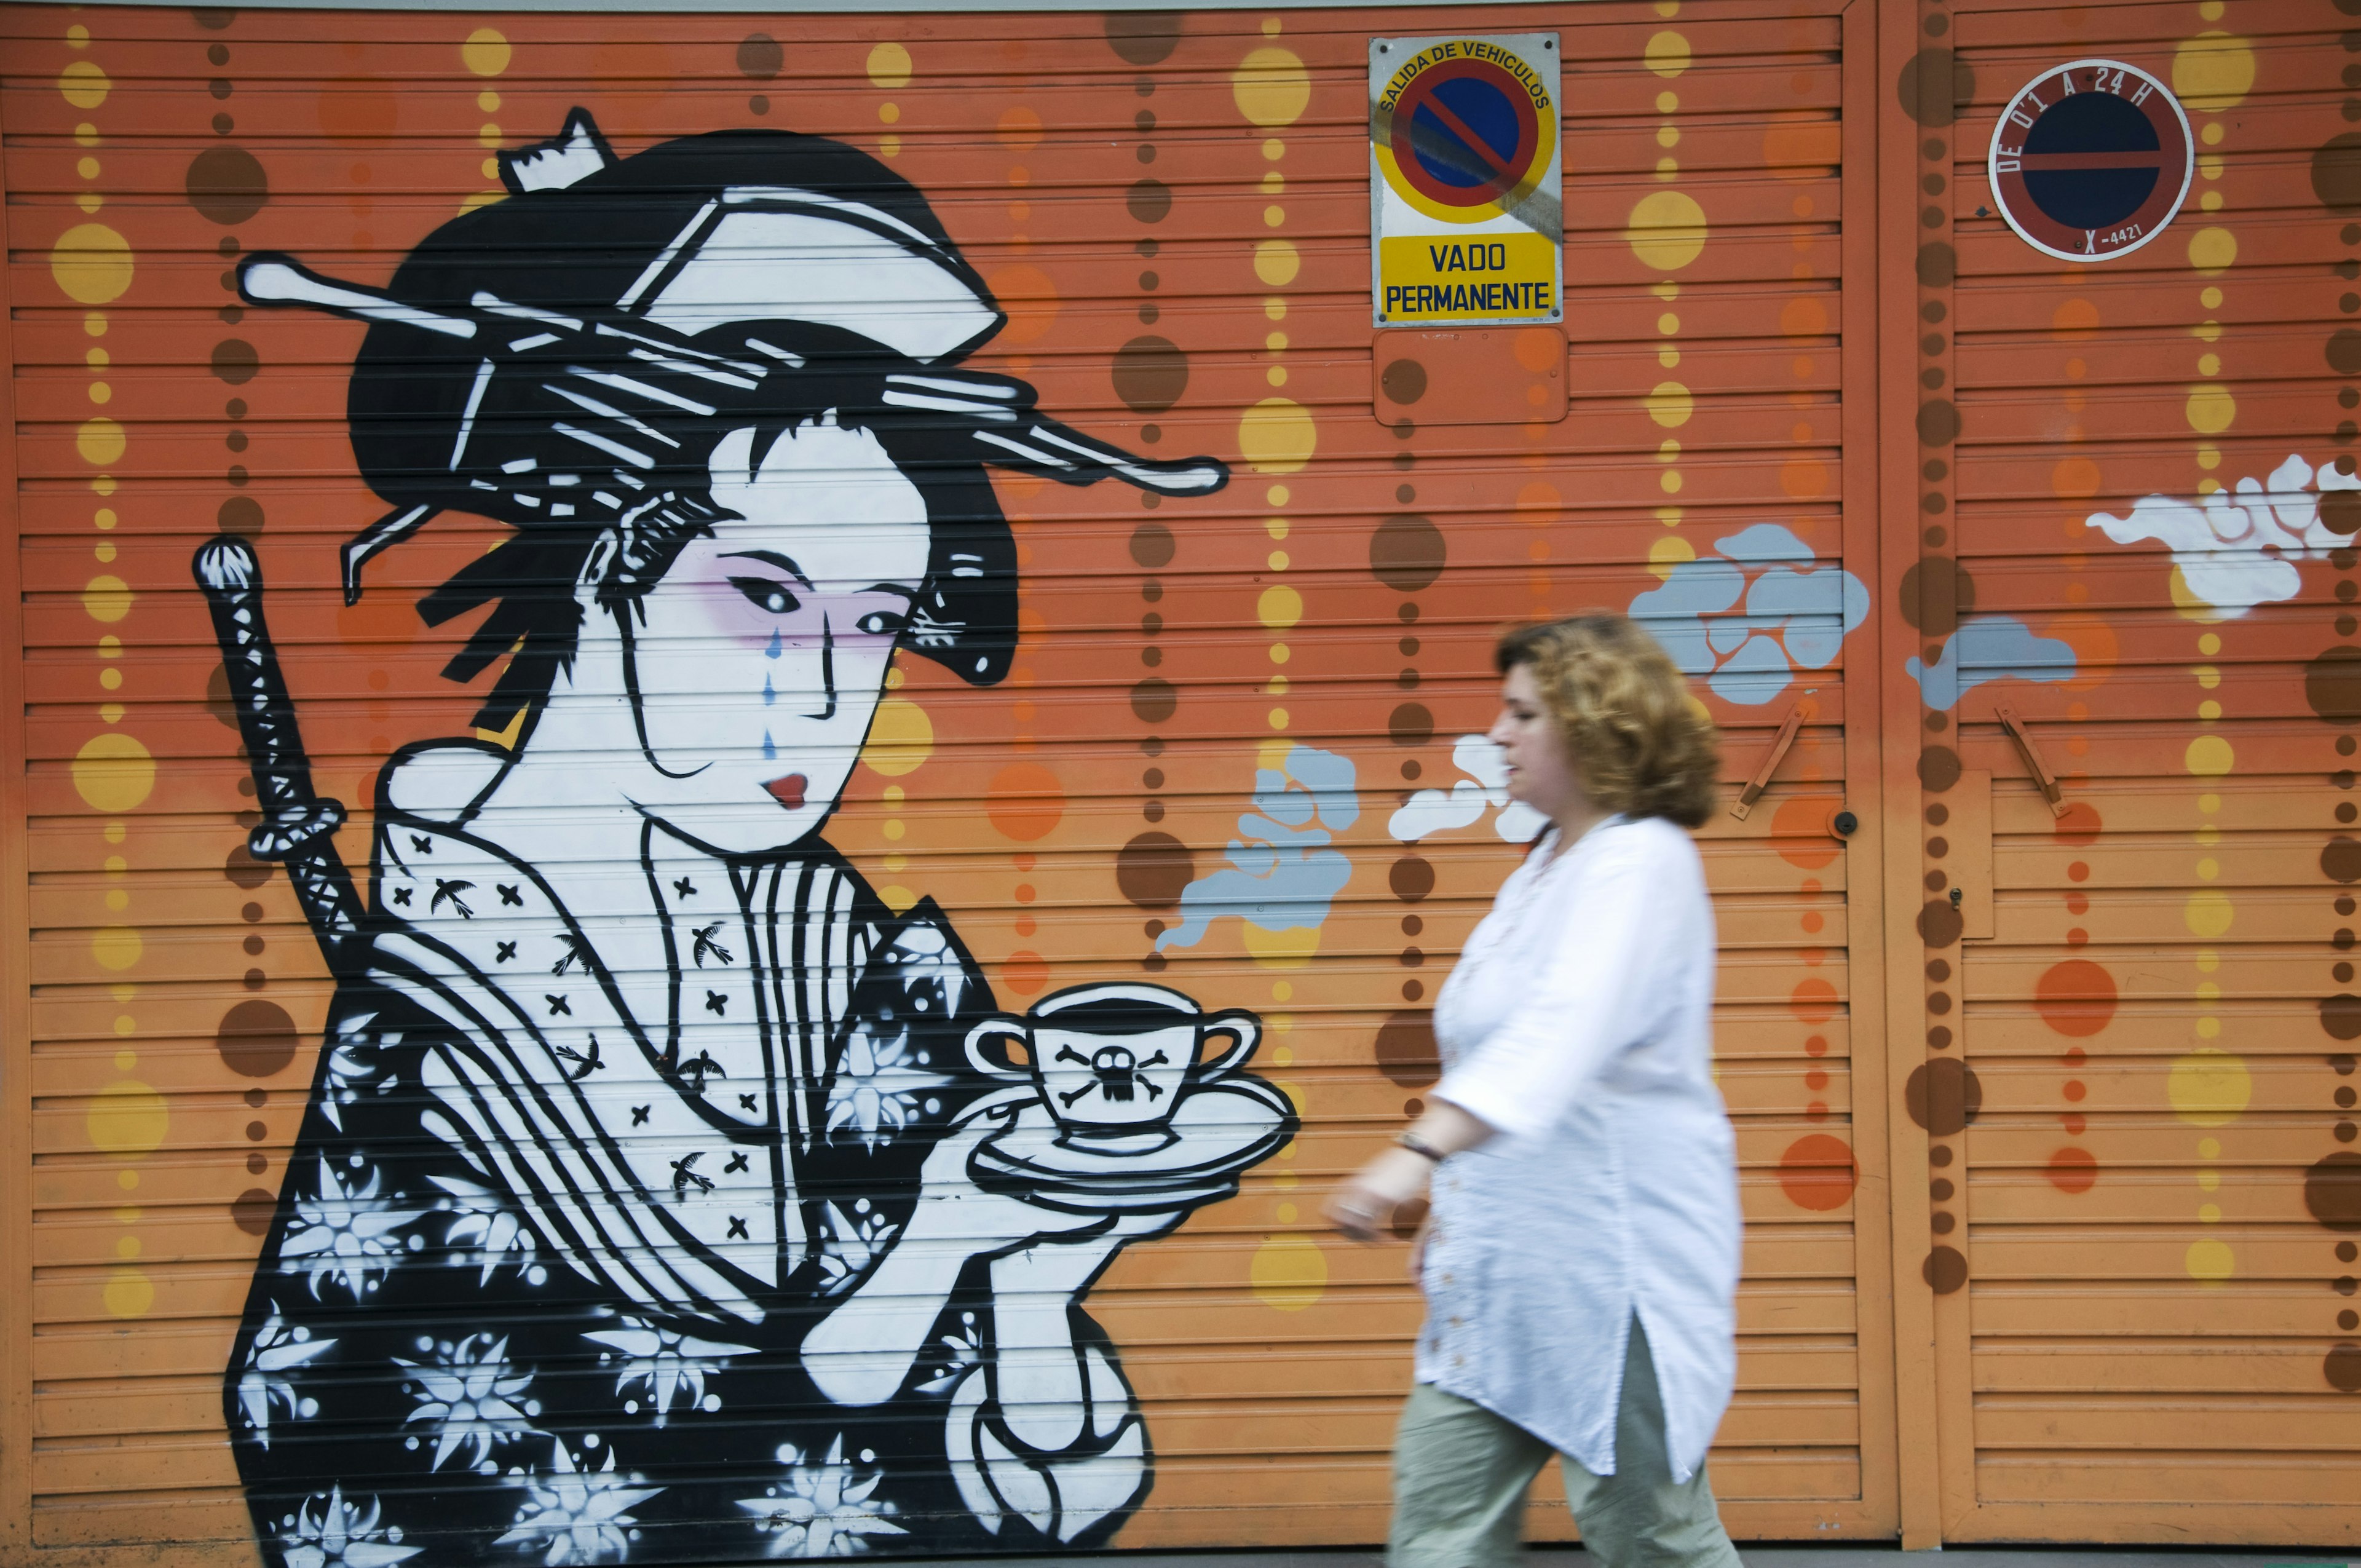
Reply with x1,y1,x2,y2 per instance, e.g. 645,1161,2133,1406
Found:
1054,1043,1169,1107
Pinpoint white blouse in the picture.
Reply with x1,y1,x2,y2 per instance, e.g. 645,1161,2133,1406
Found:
1422,814,1741,1483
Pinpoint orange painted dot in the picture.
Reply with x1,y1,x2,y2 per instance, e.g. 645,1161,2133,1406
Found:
1013,884,1037,905
2066,927,2088,946
984,264,1060,346
1772,796,1843,868
1762,113,1841,180
1781,457,1829,499
2067,861,2090,882
2064,1047,2086,1063
2065,892,2089,914
2043,615,2116,693
1805,1102,1829,1120
1804,1034,1829,1056
996,105,1045,148
2036,959,2119,1037
2051,298,2101,339
1013,852,1037,871
1513,328,1562,373
1791,355,1814,378
2052,799,2103,847
1799,946,1826,967
1779,295,1829,337
2062,1112,2086,1134
1805,1068,1829,1090
1801,879,1823,895
2045,1146,2098,1193
986,761,1066,841
1778,1132,1857,1210
1013,916,1036,937
2062,1079,2087,1102
2052,457,2103,498
1790,977,1840,1023
1002,951,1049,996
1801,911,1826,933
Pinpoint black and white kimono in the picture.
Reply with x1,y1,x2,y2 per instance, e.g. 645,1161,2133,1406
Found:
225,746,1147,1566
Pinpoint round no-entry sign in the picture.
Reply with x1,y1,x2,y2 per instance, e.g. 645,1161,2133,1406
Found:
1988,58,2192,263
1376,39,1557,226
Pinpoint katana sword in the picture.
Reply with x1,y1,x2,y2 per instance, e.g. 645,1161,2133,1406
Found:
193,535,368,970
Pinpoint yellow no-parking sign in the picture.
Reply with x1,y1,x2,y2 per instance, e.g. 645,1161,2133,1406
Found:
1369,32,1562,327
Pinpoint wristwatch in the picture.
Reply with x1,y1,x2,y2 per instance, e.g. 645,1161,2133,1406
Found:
1398,1131,1445,1162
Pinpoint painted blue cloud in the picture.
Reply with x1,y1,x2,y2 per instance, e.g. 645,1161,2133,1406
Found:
1905,615,2078,711
1158,744,1358,951
1626,526,1870,707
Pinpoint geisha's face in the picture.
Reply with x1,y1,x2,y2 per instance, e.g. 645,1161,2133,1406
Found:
620,417,930,854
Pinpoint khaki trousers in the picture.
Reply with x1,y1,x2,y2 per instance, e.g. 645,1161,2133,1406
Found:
1386,1320,1743,1568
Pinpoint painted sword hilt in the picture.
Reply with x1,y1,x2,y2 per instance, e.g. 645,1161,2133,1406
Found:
193,536,368,957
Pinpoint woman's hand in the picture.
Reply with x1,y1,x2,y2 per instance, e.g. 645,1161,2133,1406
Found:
1325,1146,1436,1243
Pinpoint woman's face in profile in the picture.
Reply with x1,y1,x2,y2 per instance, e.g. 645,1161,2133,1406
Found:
1489,663,1581,821
623,418,930,853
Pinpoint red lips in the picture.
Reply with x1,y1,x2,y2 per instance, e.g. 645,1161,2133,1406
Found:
764,774,809,809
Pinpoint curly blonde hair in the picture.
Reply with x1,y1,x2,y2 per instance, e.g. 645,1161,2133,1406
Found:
1495,614,1721,829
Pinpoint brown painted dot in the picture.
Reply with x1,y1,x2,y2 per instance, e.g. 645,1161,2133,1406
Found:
242,934,264,956
1115,831,1193,909
218,495,264,536
1929,1144,1954,1168
1930,1210,1956,1234
1923,1245,1968,1293
1370,515,1446,592
1921,12,1948,35
2309,1152,2361,1230
243,1087,266,1108
2336,330,2361,379
1916,241,1956,289
243,1119,267,1142
2340,1275,2359,1294
1920,746,1963,793
1141,609,1163,633
1905,1058,1983,1136
1928,991,1953,1015
2346,1241,2360,1262
1130,677,1177,724
735,33,783,79
232,1188,275,1235
1129,520,1176,568
1375,1009,1440,1087
1390,855,1435,902
194,7,236,26
217,998,296,1077
1399,602,1420,623
210,338,258,384
1402,979,1423,1001
2339,1085,2358,1107
1402,760,1422,780
1918,897,1963,948
1928,959,1952,981
2327,838,2361,884
2344,736,2359,756
1138,271,1160,291
186,145,269,226
241,900,263,922
2321,996,2361,1042
1928,1026,1953,1049
1389,702,1434,746
1401,914,1424,936
2330,134,2361,215
2330,1344,2361,1393
1897,48,1972,127
1921,367,1946,390
1142,800,1165,823
1382,358,1429,405
242,968,266,991
1105,10,1182,65
2339,964,2355,984
245,1151,267,1174
1126,178,1173,224
748,95,769,114
212,112,234,135
1926,870,1949,892
1113,336,1188,414
208,79,232,100
2340,1055,2360,1074
1926,802,1950,826
1399,947,1425,968
224,844,271,889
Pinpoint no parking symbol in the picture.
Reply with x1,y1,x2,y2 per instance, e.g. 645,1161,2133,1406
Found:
1370,32,1562,327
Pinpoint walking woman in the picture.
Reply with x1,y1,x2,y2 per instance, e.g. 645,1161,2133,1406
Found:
1329,614,1743,1568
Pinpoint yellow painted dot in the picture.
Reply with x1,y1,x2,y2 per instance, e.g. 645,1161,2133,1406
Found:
1253,239,1301,288
2201,122,2225,146
1648,534,1696,579
2173,31,2255,112
74,731,154,812
478,123,503,148
1267,365,1287,387
2195,980,2220,1002
98,667,121,689
103,1267,154,1319
1659,348,1680,368
92,925,141,972
882,853,907,873
1239,398,1316,473
2196,1169,2220,1192
77,418,126,472
1262,170,1285,194
1657,312,1682,335
1267,707,1289,729
2186,226,2236,273
114,1234,140,1259
1233,46,1310,128
877,135,901,160
1660,470,1683,494
2197,632,2221,655
1656,125,1681,150
1258,584,1303,630
50,224,133,306
1644,381,1693,427
87,1079,166,1155
478,157,500,181
876,884,917,914
97,635,121,657
867,41,912,88
1265,298,1287,320
877,102,901,125
74,123,98,148
2196,446,2221,470
2197,1202,2222,1223
1265,675,1289,697
59,60,110,109
2184,1238,2234,1283
82,574,132,622
77,156,101,181
1657,438,1681,461
1272,981,1293,1002
2184,890,2232,938
1267,549,1289,571
2199,189,2223,212
1645,30,1692,77
104,885,128,908
1265,331,1289,352
1251,1236,1326,1309
1655,157,1680,178
1265,517,1289,539
2169,1048,2250,1126
87,382,110,406
2194,665,2220,689
1267,484,1291,507
462,27,511,77
863,696,933,777
1264,204,1286,228
66,23,89,46
1656,90,1679,113
2198,1136,2221,1159
881,820,906,842
2196,352,2221,378
2185,384,2236,435
2185,735,2234,776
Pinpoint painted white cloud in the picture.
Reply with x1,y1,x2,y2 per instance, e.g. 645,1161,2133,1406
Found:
2086,453,2360,616
1905,616,2078,711
1388,734,1547,845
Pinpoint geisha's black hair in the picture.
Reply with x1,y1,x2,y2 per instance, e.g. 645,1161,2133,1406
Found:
337,128,1013,736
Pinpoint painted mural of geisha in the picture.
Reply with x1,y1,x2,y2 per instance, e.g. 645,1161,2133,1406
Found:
204,111,1294,1566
